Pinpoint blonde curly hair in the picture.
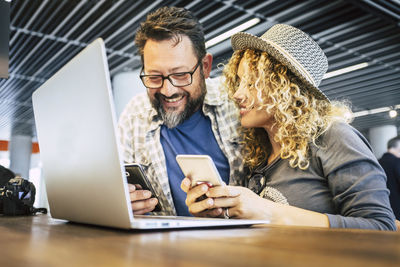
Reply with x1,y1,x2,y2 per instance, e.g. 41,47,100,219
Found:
223,49,352,170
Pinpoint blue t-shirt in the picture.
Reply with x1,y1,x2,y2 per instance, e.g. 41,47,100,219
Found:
160,109,230,216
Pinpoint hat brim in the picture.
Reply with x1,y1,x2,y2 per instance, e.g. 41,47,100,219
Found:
231,32,329,101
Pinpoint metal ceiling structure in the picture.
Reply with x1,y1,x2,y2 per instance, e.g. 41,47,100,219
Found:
0,0,399,141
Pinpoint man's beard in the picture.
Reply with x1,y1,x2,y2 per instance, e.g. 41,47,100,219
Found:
150,78,206,129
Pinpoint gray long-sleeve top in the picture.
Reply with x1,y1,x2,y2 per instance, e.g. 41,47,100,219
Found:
248,122,396,230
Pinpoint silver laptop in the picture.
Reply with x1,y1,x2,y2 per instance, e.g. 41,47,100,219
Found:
32,38,269,229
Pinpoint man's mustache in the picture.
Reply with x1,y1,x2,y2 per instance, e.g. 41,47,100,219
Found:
155,92,189,101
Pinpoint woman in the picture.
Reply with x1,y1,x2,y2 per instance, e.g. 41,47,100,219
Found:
181,24,396,230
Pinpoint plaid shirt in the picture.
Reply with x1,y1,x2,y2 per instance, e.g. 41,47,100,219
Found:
118,78,246,215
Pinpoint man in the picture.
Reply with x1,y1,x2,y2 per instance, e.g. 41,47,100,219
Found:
379,136,400,220
118,7,244,216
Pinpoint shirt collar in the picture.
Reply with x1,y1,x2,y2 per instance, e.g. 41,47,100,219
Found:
203,77,226,107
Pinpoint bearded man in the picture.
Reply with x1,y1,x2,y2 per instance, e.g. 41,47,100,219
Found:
118,6,244,216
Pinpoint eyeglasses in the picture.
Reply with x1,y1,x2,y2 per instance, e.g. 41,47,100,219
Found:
140,60,201,89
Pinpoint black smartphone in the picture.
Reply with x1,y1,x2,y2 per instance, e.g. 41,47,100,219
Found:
125,164,162,212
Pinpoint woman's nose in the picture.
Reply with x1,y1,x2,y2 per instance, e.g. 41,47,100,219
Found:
233,87,246,103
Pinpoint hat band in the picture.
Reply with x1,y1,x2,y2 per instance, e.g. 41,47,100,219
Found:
265,39,316,86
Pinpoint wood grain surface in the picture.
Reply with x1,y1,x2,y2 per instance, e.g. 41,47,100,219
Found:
0,215,399,267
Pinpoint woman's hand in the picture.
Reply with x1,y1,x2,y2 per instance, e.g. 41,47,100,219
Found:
180,177,227,217
181,177,272,219
181,177,330,226
205,185,274,219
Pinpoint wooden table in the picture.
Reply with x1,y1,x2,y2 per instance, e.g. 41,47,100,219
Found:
1,215,399,267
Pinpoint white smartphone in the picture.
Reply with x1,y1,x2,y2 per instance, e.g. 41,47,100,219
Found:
175,154,224,187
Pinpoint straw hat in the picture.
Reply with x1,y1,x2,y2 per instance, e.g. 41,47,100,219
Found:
231,24,329,101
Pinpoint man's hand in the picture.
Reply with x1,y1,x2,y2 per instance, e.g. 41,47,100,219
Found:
128,184,159,214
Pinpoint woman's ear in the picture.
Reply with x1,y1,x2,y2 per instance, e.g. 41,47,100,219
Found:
202,53,213,78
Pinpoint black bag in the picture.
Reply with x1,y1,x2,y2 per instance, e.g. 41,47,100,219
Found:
0,166,47,216
0,165,15,186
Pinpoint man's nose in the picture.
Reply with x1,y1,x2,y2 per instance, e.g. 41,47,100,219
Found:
159,78,177,97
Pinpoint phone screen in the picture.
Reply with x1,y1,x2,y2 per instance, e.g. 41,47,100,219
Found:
175,155,223,187
125,164,161,212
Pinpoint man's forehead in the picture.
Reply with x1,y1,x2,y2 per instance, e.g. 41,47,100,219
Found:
143,36,196,57
142,37,198,72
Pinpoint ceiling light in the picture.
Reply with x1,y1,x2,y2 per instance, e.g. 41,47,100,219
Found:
323,62,369,79
353,104,400,118
389,109,398,118
354,107,390,117
205,18,260,48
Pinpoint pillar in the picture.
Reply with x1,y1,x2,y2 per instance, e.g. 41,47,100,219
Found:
8,134,32,178
369,125,398,159
112,69,146,119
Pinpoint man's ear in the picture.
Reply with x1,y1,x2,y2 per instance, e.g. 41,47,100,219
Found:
202,53,213,79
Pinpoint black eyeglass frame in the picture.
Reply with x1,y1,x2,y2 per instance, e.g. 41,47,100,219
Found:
139,60,202,89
